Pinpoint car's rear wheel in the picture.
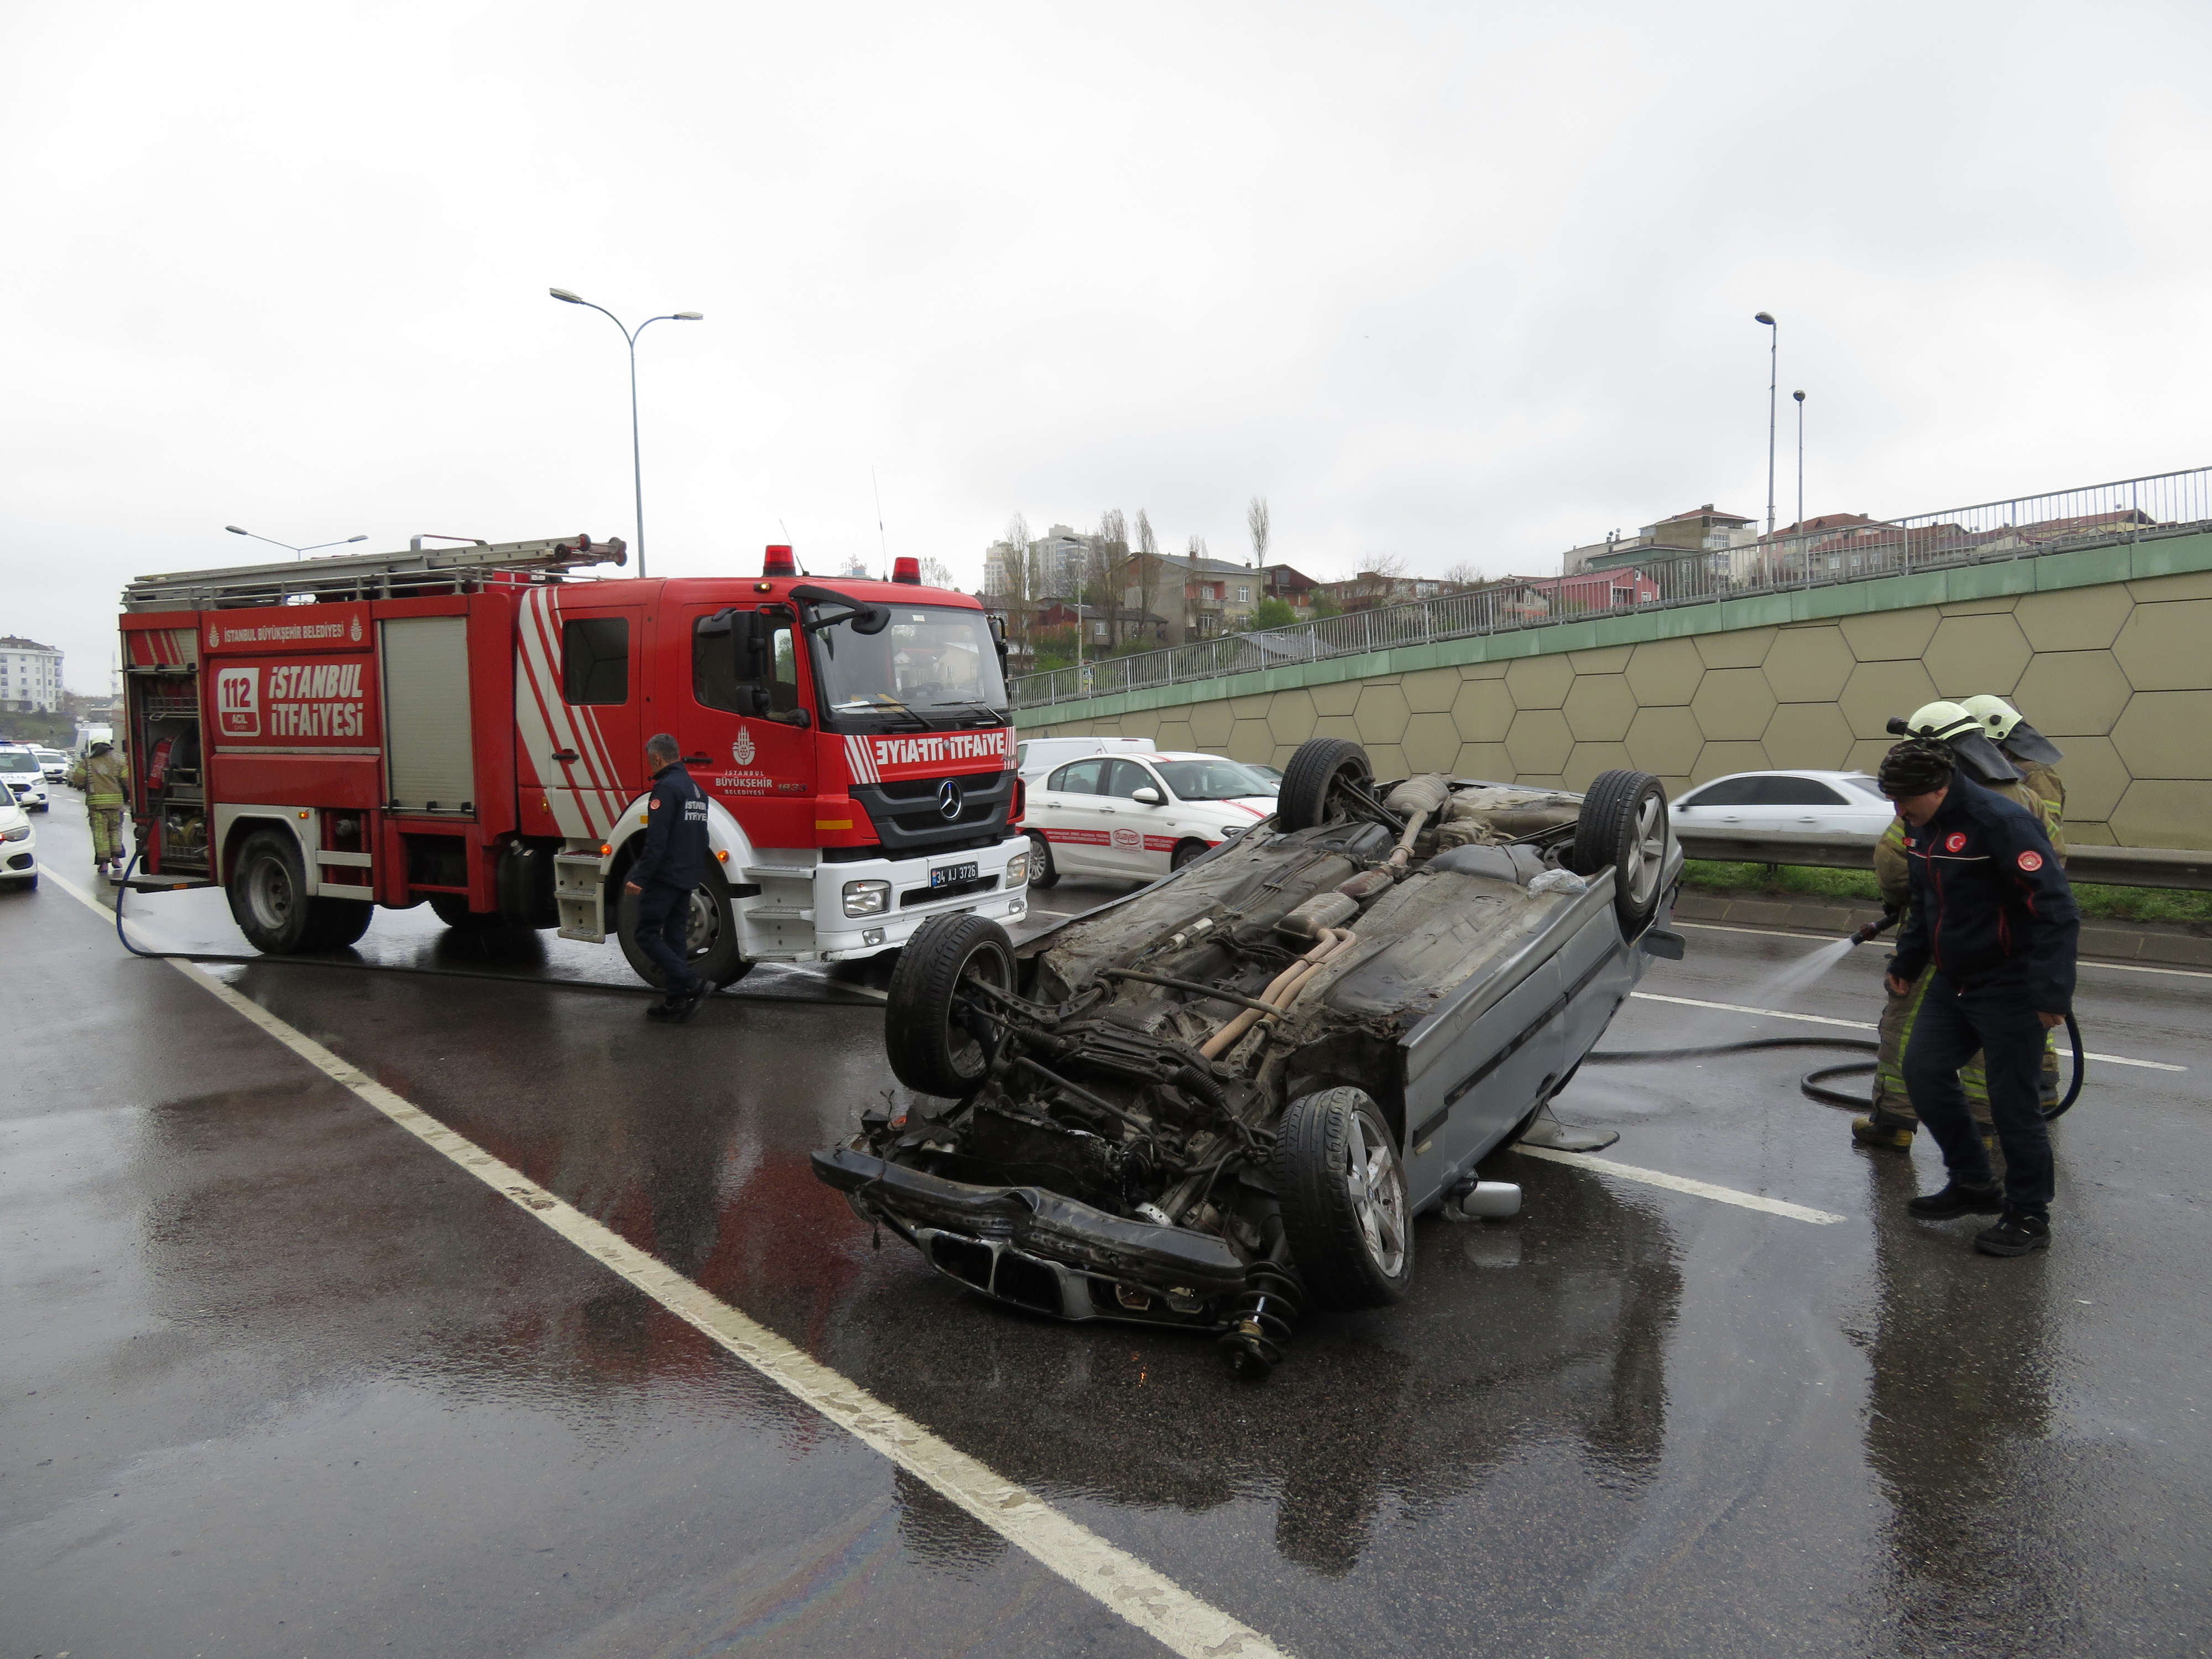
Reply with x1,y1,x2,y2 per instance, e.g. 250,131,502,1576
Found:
885,912,1016,1096
1025,830,1060,889
1273,1087,1414,1310
1567,769,1669,932
1276,738,1375,832
614,864,751,989
1170,838,1209,870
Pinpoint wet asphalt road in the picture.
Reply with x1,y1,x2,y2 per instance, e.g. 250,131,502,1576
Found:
7,799,2211,1658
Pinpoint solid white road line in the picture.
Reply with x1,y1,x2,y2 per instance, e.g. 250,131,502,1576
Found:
1628,990,2185,1072
48,872,1286,1659
1674,918,2212,982
1513,1144,1847,1225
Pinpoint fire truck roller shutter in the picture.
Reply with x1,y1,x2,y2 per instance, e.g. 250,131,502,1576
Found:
380,617,476,815
604,792,759,988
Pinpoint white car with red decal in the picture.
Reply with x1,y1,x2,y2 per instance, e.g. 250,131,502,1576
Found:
1024,752,1277,885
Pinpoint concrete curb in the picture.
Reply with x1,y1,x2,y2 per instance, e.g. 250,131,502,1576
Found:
1672,891,2212,972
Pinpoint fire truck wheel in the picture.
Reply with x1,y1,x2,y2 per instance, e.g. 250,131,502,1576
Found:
884,911,1016,1096
427,893,513,932
615,866,750,989
227,829,318,954
307,899,374,950
1025,830,1059,889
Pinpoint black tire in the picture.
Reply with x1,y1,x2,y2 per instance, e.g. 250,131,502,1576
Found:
1272,1087,1414,1311
307,898,375,950
615,862,751,989
1025,830,1060,889
1566,769,1668,933
428,893,509,932
227,829,317,954
1170,838,1209,871
884,912,1017,1097
1276,738,1374,832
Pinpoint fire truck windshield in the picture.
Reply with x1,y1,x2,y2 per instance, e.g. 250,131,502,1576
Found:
812,605,1008,730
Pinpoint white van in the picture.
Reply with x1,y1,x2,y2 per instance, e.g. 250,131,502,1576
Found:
1016,735,1155,784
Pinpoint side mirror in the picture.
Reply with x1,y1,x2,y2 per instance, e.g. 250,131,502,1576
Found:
1131,786,1162,806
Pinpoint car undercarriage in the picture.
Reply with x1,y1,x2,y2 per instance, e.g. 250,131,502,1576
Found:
813,737,1680,1374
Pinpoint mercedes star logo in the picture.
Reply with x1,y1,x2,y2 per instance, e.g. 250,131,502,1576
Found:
936,778,963,820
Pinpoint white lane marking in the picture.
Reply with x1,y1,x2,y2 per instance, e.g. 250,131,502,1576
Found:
1514,1144,1846,1226
48,872,1286,1659
1629,990,2185,1073
1675,918,2212,982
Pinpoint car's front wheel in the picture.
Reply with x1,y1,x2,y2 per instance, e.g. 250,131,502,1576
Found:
1276,738,1375,832
884,912,1017,1096
1025,830,1060,889
1273,1087,1414,1310
614,864,751,989
1170,838,1209,871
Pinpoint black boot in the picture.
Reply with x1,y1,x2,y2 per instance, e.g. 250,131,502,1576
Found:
1907,1180,2004,1219
666,979,713,1024
1974,1211,2051,1256
644,995,681,1022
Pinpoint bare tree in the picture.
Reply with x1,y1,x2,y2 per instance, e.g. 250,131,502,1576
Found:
919,556,957,589
1440,559,1485,591
1132,509,1162,644
1246,495,1270,566
1092,508,1131,646
1187,534,1208,559
995,512,1032,644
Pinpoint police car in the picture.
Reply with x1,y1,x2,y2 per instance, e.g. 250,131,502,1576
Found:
1022,750,1277,885
0,745,49,812
0,791,36,890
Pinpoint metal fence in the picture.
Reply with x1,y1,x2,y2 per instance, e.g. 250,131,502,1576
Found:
1010,464,2212,711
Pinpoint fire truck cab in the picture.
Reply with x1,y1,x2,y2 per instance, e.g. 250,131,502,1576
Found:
118,538,1030,984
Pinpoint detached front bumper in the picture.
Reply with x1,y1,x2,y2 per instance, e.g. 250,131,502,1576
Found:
812,834,1029,959
812,1145,1248,1317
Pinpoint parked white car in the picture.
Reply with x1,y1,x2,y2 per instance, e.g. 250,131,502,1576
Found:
1025,752,1277,884
1669,770,1895,839
0,794,37,890
0,746,50,812
33,747,69,782
1016,734,1156,784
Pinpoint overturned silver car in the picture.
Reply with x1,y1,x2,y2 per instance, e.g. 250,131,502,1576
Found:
812,737,1684,1374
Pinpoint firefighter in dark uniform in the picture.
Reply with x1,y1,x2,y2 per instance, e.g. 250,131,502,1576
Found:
1880,738,2079,1256
624,733,714,1023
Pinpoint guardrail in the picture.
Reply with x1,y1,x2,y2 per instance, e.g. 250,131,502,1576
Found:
1674,826,2212,891
1011,463,2212,711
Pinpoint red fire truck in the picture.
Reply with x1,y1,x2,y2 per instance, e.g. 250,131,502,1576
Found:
118,536,1030,984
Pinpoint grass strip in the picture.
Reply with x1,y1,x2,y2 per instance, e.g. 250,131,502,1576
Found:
1681,859,2212,926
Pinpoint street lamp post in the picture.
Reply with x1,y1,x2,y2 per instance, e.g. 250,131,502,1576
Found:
226,526,367,561
1754,311,1777,539
549,289,703,578
1792,389,1806,531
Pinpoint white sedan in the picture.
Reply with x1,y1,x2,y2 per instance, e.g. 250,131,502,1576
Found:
0,795,38,891
1669,769,1896,838
1025,752,1278,885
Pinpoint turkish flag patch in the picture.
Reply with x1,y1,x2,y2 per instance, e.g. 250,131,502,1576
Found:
1945,832,1968,852
2017,849,2044,872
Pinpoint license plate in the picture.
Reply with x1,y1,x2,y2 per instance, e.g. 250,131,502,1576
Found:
929,861,979,890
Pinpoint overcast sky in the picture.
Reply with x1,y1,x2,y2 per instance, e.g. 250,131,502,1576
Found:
5,0,2208,691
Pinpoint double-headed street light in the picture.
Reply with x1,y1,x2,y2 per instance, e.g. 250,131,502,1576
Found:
549,288,703,578
1754,311,1777,539
226,525,367,561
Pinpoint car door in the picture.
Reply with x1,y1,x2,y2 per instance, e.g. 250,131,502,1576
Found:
1670,775,1760,832
1036,758,1112,874
681,601,816,849
1755,774,1853,833
1095,758,1167,876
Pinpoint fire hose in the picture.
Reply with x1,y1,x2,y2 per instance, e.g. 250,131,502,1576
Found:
1588,909,2087,1122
